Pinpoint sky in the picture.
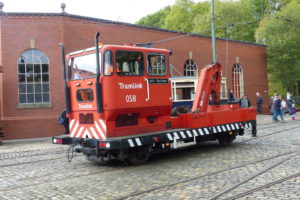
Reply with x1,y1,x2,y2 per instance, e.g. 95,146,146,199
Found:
1,0,206,24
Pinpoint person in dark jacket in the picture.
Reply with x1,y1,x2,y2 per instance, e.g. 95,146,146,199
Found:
256,92,263,114
228,89,235,102
272,95,283,122
58,109,69,134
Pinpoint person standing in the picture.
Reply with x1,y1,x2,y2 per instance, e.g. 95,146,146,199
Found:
287,92,294,114
273,95,283,122
239,95,251,108
256,92,263,114
281,98,287,116
291,104,296,120
228,89,235,102
57,109,69,134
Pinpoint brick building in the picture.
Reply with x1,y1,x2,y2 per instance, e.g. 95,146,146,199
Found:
0,8,268,140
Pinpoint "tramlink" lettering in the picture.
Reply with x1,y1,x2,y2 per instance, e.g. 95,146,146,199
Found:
79,104,92,109
118,83,143,90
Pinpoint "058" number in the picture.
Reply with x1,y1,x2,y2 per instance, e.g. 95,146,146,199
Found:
125,95,137,102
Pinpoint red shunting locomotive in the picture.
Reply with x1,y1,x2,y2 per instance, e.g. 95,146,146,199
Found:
53,33,256,164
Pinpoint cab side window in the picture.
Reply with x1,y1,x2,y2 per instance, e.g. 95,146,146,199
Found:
104,50,113,76
147,53,166,76
116,51,144,76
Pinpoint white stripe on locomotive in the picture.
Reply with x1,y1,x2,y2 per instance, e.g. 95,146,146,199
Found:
89,127,100,139
167,133,173,141
173,132,180,140
192,129,199,136
99,119,107,132
135,138,142,146
180,131,186,139
128,139,135,147
71,120,79,137
75,126,84,138
231,124,235,130
204,128,209,135
95,120,106,139
69,119,76,130
186,130,192,137
213,127,217,133
198,129,204,135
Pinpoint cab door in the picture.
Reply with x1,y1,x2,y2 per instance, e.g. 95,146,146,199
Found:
102,49,147,110
144,51,171,108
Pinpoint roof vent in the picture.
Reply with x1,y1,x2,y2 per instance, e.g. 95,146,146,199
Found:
0,2,4,13
60,2,66,14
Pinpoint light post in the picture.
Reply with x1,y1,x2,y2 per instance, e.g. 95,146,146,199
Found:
210,0,217,64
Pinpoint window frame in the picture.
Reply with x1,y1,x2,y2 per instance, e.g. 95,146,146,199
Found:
184,59,198,77
76,88,94,102
232,63,244,99
116,50,144,76
17,49,51,106
103,50,114,76
146,53,167,76
68,52,100,81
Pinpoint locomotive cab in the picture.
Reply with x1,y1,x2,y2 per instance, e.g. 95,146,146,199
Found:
66,44,172,140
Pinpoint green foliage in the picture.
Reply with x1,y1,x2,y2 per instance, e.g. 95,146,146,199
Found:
257,0,300,93
193,0,259,42
163,0,210,32
135,0,300,95
136,6,171,28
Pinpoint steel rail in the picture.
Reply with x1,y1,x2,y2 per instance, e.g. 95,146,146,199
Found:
114,150,299,200
209,153,298,200
223,172,300,200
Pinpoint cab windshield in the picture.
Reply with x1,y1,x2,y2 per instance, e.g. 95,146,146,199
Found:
69,53,101,80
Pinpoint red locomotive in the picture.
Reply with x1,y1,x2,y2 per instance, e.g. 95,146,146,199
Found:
53,33,256,164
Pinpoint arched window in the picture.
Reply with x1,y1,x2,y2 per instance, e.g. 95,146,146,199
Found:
184,59,198,77
18,49,50,104
232,63,244,99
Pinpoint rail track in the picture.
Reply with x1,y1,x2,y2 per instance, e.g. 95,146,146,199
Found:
0,166,121,192
2,121,300,199
114,124,300,200
222,171,300,200
209,153,299,200
115,150,300,200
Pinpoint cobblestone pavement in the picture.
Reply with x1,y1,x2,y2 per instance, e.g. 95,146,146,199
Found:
1,114,300,200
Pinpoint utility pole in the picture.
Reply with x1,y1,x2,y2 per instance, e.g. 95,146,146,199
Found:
211,0,217,64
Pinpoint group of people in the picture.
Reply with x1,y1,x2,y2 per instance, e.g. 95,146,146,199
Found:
229,90,263,114
270,92,297,122
230,90,297,122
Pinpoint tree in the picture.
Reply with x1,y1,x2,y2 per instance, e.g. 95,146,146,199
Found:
192,0,262,42
256,0,300,93
136,6,171,28
162,0,196,32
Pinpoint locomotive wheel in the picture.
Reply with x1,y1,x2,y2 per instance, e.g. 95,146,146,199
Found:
217,133,235,147
127,152,151,165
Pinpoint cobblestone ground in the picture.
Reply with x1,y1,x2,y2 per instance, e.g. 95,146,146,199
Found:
1,115,300,200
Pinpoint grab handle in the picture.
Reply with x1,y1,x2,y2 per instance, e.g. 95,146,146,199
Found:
145,78,150,102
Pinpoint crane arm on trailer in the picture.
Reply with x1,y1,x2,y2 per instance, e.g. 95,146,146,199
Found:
192,63,222,112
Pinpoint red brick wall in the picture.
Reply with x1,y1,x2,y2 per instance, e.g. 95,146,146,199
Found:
0,14,268,139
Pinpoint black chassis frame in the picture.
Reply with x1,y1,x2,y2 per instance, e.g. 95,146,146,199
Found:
52,120,256,157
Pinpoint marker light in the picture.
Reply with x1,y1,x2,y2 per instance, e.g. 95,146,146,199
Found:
153,137,159,143
53,138,62,144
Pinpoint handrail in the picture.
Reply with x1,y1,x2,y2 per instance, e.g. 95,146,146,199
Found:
144,78,150,102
